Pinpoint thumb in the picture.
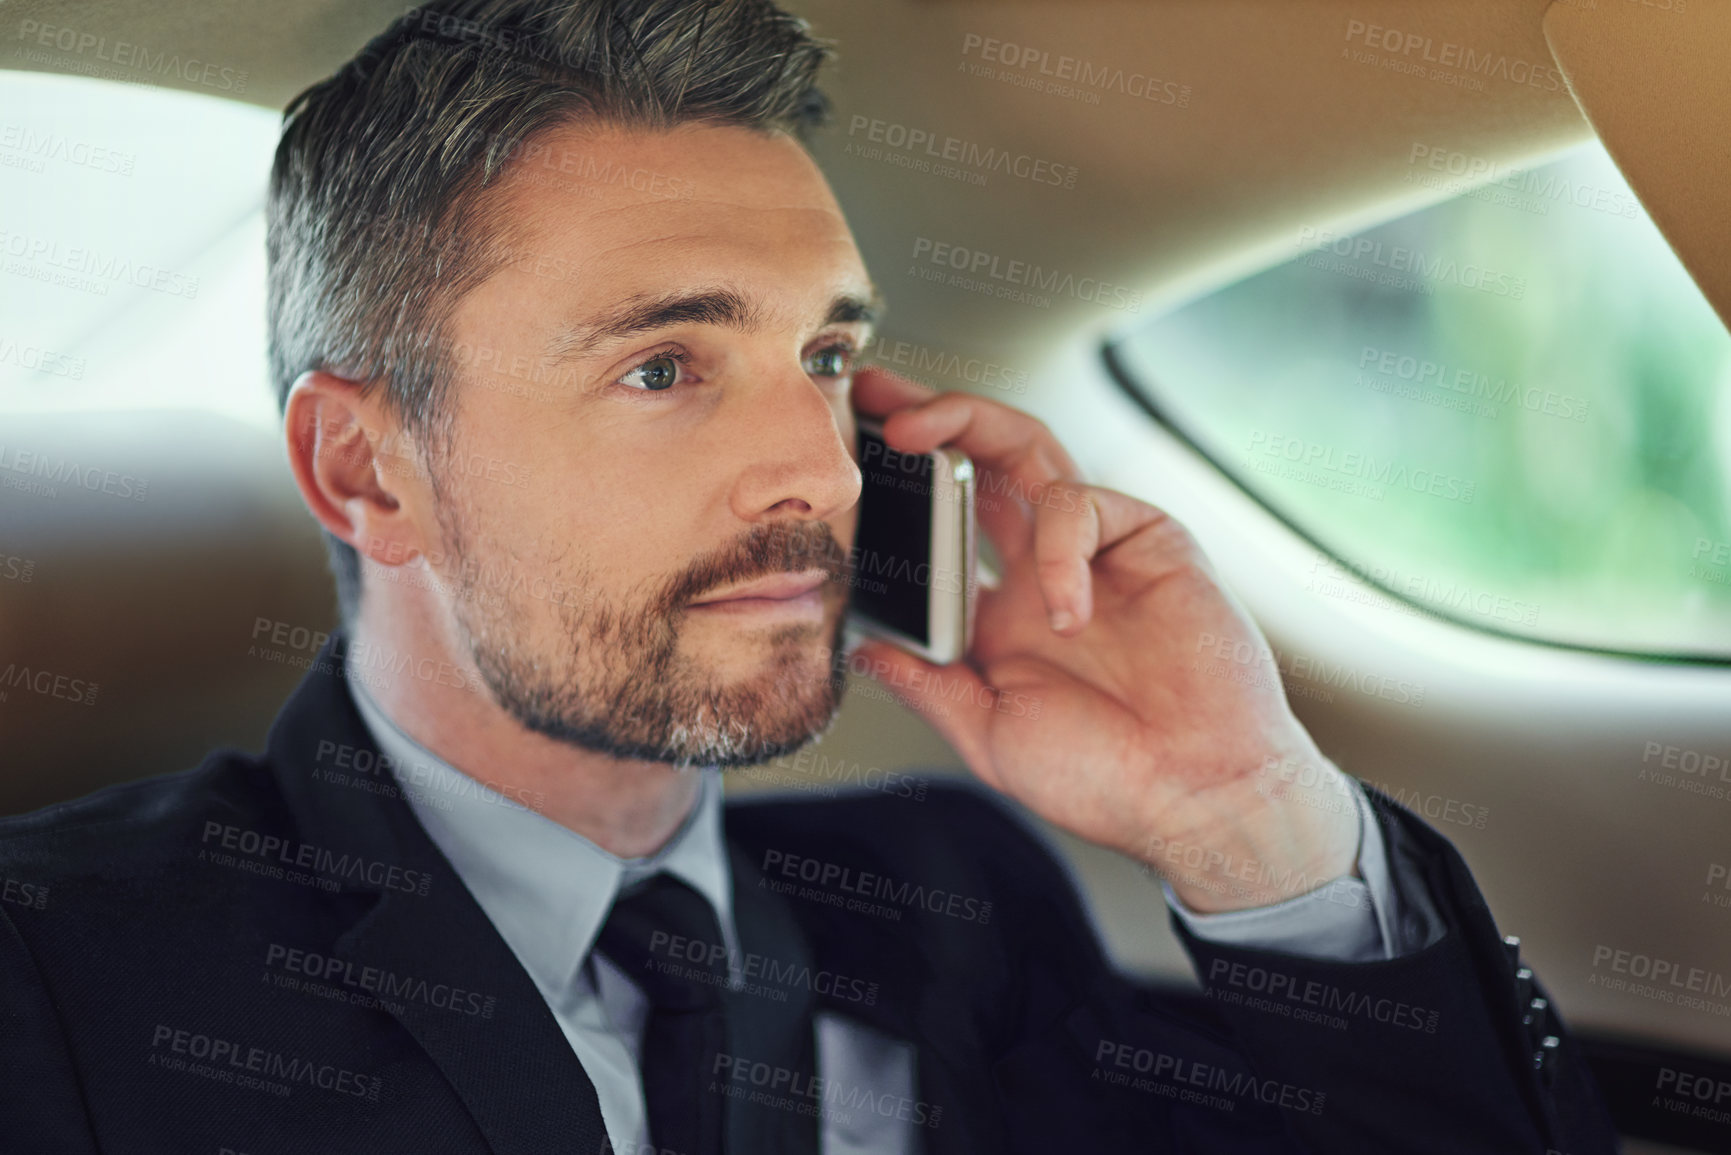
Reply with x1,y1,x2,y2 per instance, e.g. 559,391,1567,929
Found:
849,639,1000,789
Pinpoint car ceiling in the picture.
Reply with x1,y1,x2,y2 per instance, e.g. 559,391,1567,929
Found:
14,0,1691,371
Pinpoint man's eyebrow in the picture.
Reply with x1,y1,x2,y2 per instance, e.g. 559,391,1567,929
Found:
544,285,884,365
825,290,884,330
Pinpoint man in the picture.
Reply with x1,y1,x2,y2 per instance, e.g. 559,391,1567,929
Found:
0,1,1619,1152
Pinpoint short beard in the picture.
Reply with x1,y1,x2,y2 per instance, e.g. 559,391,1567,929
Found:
435,485,852,769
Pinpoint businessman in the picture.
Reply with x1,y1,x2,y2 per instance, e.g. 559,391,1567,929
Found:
0,1,1620,1152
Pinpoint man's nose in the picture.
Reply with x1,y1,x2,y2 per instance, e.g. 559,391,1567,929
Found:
727,370,862,523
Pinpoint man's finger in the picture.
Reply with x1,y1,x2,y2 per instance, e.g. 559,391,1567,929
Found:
851,363,937,418
1032,485,1098,633
885,389,1082,484
1033,485,1189,632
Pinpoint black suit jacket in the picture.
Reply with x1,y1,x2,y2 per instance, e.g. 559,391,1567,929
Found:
0,633,1619,1153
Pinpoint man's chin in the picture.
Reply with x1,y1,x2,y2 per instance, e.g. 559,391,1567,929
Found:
669,643,847,769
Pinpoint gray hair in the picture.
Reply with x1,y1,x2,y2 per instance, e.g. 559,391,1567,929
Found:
266,0,833,626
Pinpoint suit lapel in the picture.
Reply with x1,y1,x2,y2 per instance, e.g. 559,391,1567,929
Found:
337,874,609,1155
265,631,608,1155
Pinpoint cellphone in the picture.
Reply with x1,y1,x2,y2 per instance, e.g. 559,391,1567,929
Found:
845,420,978,666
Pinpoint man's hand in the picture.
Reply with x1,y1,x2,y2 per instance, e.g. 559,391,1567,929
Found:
848,367,1360,913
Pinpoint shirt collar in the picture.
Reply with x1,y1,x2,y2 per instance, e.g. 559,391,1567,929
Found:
343,662,737,996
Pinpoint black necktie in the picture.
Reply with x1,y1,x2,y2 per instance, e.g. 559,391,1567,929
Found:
597,864,823,1155
597,873,730,1155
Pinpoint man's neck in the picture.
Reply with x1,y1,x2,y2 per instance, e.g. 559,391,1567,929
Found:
347,615,701,859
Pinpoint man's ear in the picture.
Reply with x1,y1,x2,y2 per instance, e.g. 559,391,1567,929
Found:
283,370,429,569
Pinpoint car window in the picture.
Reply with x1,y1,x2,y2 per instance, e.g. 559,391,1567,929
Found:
0,72,279,430
1108,141,1731,660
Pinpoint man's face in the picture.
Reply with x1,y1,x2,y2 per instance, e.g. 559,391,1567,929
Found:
421,120,873,768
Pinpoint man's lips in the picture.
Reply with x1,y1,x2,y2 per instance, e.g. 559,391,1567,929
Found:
686,570,833,623
689,569,831,606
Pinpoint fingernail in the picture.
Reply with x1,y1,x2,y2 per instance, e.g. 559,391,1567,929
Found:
1050,609,1074,632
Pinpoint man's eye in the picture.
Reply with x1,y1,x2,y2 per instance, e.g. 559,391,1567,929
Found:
618,350,688,391
806,343,855,379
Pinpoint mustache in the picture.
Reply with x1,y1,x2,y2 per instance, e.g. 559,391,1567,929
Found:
658,522,849,614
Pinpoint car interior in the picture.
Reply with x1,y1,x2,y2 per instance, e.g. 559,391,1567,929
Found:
3,1,1728,1151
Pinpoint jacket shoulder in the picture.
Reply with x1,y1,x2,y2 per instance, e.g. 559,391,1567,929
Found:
0,750,280,883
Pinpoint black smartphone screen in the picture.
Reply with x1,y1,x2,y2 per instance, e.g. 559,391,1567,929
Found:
853,424,932,644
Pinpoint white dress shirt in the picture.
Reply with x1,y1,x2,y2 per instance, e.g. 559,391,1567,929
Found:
344,664,1411,1151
